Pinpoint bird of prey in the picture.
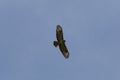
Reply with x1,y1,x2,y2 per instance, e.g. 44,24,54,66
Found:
53,25,69,58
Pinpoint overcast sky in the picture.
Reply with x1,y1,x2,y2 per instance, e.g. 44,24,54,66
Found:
0,0,120,80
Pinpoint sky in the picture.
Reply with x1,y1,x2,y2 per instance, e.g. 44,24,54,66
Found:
0,0,120,80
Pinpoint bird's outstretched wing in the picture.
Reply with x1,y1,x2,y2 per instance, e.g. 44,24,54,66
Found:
56,25,64,41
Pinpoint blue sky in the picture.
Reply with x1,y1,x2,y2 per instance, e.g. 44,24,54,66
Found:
0,0,120,80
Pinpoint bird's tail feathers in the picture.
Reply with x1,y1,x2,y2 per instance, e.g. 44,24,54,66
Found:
53,41,59,47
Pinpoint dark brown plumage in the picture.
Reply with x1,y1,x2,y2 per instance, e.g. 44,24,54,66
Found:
53,25,69,58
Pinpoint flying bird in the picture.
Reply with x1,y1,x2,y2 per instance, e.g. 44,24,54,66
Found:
53,25,69,58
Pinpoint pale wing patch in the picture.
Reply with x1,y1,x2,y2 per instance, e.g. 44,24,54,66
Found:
56,25,62,32
64,52,69,58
